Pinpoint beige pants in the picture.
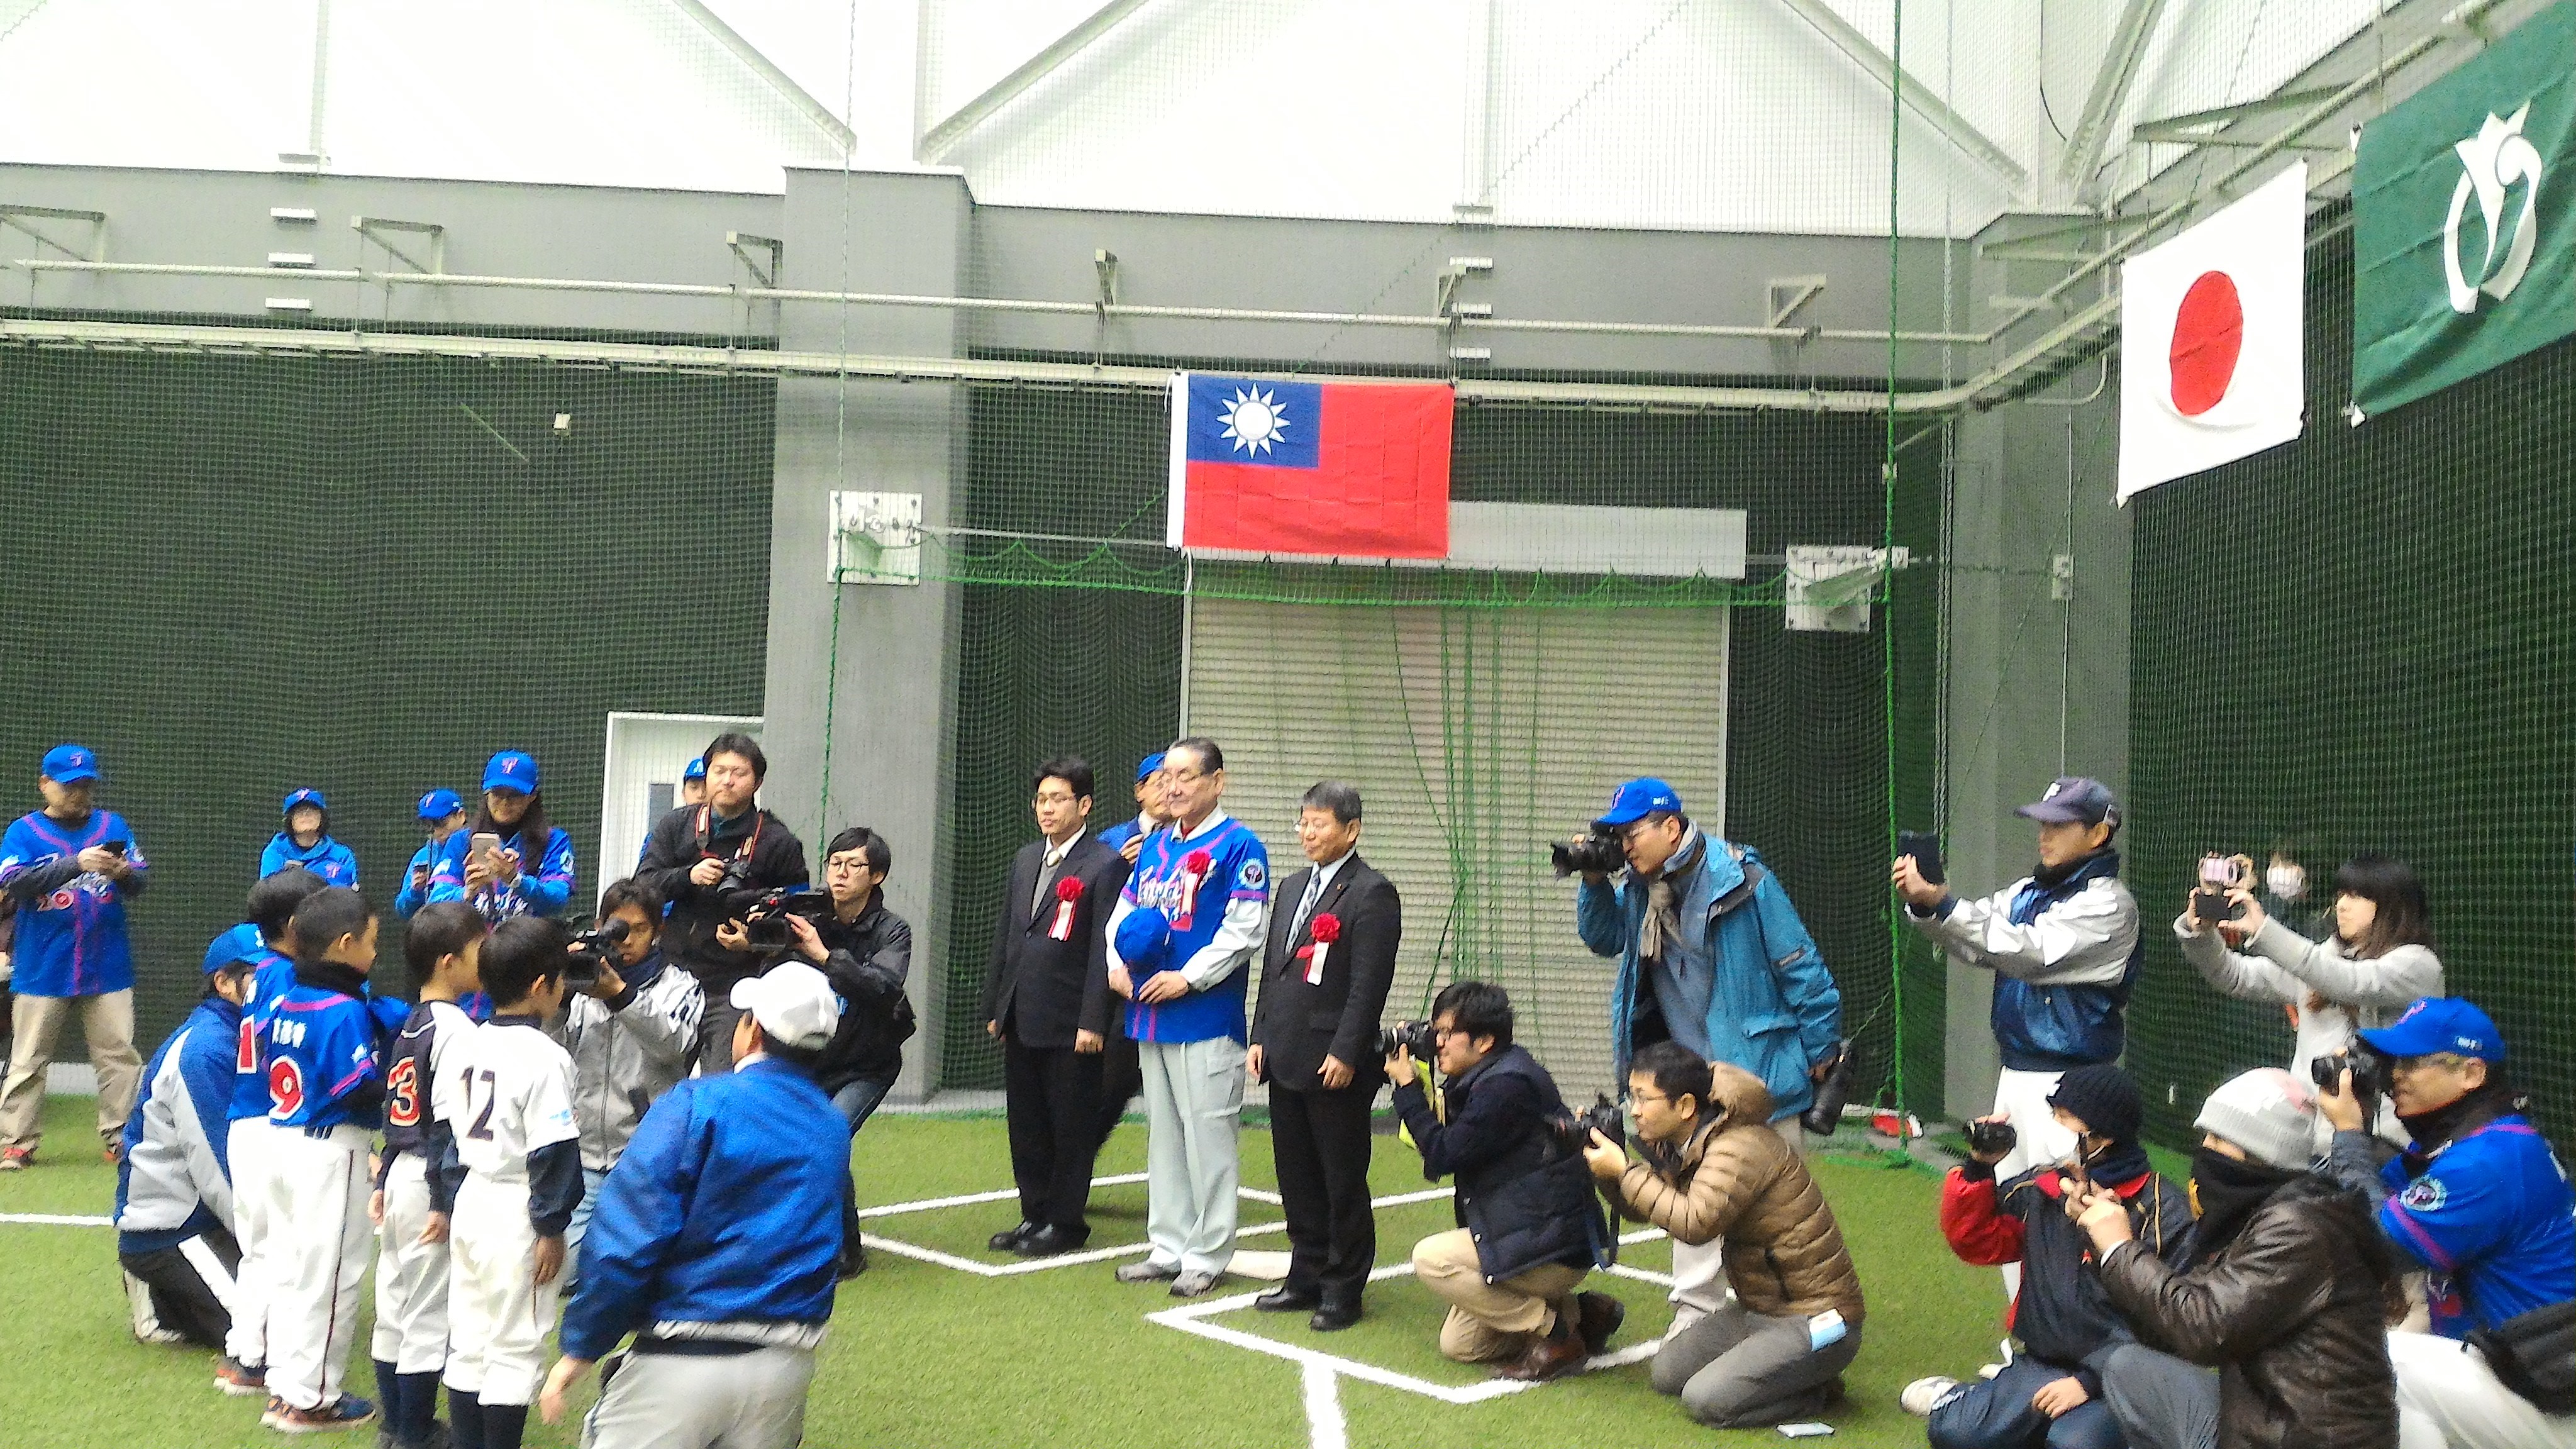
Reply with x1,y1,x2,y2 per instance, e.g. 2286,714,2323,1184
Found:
0,989,142,1152
1412,1226,1589,1363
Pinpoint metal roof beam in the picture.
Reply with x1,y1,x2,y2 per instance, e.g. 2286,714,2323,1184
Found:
668,0,857,156
1770,0,2029,195
2062,0,2167,199
917,0,1159,164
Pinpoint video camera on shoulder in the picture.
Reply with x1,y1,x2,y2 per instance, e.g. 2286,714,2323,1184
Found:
1548,1092,1626,1157
2192,853,2255,926
724,885,833,951
1551,826,1626,879
562,917,629,992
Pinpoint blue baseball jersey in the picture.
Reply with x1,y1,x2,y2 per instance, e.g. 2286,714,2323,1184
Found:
262,980,385,1132
230,951,299,1122
1119,814,1269,1043
2378,1114,2576,1336
1097,817,1153,854
260,832,359,889
428,824,575,922
394,839,441,918
0,809,148,997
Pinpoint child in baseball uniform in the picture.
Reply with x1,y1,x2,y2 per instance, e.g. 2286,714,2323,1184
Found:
213,865,329,1401
258,886,401,1433
436,917,584,1449
369,902,486,1449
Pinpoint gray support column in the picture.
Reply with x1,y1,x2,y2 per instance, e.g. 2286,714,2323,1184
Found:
761,168,974,1104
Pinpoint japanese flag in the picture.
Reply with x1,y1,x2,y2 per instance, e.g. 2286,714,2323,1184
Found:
2117,162,2307,502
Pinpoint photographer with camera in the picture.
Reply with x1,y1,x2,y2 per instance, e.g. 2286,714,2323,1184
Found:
1570,777,1841,1334
785,826,913,1137
2176,853,2441,1152
1907,1065,2192,1449
1389,980,1619,1383
560,878,704,1272
1894,777,2140,1230
1585,1041,1864,1427
637,734,809,1069
2316,997,2574,1449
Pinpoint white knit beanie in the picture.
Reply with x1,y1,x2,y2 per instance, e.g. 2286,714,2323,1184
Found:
2193,1067,2317,1170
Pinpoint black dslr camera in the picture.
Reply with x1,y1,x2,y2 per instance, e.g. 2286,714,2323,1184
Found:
1551,826,1627,879
2310,1045,2387,1108
1965,1116,2018,1158
1548,1092,1626,1157
560,917,630,992
1375,1019,1437,1060
1801,1040,1858,1138
726,886,833,951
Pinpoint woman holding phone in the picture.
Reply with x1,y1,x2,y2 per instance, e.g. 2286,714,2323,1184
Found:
2174,852,2440,1148
428,750,575,923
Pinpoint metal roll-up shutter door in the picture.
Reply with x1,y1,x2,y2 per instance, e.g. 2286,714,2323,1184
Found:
1184,592,1728,1098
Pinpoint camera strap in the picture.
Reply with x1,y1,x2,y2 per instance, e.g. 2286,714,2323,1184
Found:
692,806,763,862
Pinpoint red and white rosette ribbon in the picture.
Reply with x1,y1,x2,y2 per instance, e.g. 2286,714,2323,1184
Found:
1048,875,1082,941
1302,912,1342,985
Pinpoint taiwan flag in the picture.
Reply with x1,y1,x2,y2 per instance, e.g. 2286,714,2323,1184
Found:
1167,373,1452,558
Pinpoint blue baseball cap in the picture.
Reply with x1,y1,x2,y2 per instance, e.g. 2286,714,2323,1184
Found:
1114,906,1172,975
1594,777,1682,828
202,923,266,975
2360,997,2506,1063
1136,752,1168,784
282,787,327,814
682,757,707,782
42,743,99,784
2014,775,2119,828
416,788,464,822
483,750,538,794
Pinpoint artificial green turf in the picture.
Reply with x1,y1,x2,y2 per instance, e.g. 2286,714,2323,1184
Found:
1,1094,2007,1447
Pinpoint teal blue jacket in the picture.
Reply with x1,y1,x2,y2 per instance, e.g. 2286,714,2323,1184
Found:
1579,837,1840,1120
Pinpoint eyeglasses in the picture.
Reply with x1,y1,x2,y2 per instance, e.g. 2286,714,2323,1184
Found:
1629,1089,1670,1106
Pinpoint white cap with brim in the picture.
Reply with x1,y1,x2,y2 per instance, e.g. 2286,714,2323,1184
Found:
729,962,842,1050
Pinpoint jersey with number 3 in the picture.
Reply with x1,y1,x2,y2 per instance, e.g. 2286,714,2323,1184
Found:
262,983,384,1131
435,1018,577,1184
382,999,476,1157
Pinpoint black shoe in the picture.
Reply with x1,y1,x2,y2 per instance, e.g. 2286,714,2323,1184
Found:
988,1222,1040,1253
1574,1291,1626,1357
1255,1286,1323,1314
838,1240,868,1279
1309,1300,1362,1332
1013,1224,1089,1257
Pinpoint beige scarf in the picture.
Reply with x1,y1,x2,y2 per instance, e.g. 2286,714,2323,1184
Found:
1637,831,1704,962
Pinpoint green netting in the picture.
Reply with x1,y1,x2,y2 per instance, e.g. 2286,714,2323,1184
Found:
936,380,1943,1111
2131,218,2575,1152
0,345,773,1054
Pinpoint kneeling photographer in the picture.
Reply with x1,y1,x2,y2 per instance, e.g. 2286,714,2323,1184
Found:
1388,981,1619,1383
1585,1041,1864,1428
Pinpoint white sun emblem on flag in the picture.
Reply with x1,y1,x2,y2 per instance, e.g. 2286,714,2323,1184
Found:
1217,386,1291,456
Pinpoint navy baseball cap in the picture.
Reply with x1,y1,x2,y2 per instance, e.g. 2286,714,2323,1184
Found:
2014,775,2119,828
682,757,707,782
1136,752,1168,784
42,743,99,784
201,923,266,975
1114,906,1172,974
282,787,327,814
2360,996,2505,1063
1595,777,1683,828
483,750,538,793
416,788,464,822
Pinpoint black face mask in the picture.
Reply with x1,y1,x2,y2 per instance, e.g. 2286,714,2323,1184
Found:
2188,1146,2297,1262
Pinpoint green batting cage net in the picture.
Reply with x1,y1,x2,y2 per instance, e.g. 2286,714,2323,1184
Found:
2129,213,2576,1152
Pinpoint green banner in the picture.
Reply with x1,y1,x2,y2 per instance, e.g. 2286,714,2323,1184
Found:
2352,2,2576,416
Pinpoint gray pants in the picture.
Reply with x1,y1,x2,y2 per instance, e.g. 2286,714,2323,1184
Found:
1140,1036,1243,1277
584,1346,816,1449
1651,1301,1862,1428
2101,1343,2221,1449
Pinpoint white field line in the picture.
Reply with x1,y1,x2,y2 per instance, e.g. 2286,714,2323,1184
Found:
0,1212,113,1226
1302,1360,1348,1449
855,1172,1151,1219
859,1178,1459,1276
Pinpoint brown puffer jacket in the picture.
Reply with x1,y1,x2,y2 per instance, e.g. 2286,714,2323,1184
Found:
2095,1174,2397,1449
1613,1062,1865,1324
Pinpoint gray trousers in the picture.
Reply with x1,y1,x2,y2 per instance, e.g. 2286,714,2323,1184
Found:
1651,1301,1862,1428
2101,1343,2221,1449
1140,1036,1243,1276
584,1346,816,1449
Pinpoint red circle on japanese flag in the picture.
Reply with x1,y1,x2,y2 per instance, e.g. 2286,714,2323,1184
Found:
2168,270,2244,417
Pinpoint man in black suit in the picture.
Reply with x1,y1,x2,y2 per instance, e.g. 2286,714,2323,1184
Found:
982,757,1131,1257
1247,780,1401,1330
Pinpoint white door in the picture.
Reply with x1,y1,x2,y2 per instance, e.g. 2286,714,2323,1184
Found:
597,712,762,906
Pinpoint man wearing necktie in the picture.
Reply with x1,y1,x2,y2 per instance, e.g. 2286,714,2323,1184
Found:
1247,781,1401,1330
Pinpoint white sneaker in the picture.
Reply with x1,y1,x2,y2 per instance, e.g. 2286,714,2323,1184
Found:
1976,1336,2014,1380
1901,1375,1962,1416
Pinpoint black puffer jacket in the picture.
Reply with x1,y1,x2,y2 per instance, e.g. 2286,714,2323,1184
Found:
2096,1174,2398,1449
